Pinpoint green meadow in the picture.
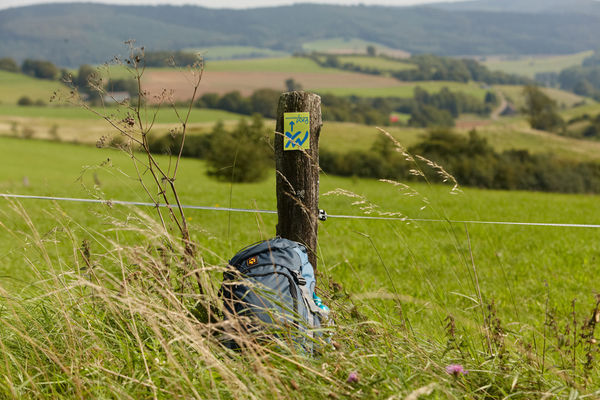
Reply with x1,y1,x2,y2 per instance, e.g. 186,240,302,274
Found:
0,70,66,105
496,84,590,110
3,54,600,399
316,80,489,100
4,101,600,164
76,56,334,78
205,56,336,73
322,120,600,162
337,55,417,72
2,135,600,320
301,37,409,57
187,45,289,60
0,104,243,124
2,136,600,398
483,51,594,78
302,38,385,52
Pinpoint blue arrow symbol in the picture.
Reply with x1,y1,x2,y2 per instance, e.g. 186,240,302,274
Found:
295,131,309,147
289,121,295,131
285,131,301,148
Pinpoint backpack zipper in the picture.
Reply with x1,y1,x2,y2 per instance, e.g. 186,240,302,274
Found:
238,262,303,281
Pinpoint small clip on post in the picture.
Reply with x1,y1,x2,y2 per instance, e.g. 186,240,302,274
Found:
318,209,328,221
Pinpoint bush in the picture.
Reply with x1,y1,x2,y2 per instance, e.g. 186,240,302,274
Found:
521,85,564,132
106,78,138,98
409,104,454,127
72,64,97,90
144,50,198,67
205,115,272,183
0,57,19,72
217,91,251,114
21,59,58,80
196,93,220,108
285,78,303,92
21,126,35,139
17,96,33,106
49,124,59,140
148,116,273,183
320,128,600,194
147,131,211,159
249,88,279,118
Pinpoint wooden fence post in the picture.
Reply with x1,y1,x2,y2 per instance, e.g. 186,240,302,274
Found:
275,91,322,270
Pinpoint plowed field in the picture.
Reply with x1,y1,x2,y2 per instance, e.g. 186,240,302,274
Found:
142,69,406,101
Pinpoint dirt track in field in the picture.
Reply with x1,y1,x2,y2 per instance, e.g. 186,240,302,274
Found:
142,70,405,102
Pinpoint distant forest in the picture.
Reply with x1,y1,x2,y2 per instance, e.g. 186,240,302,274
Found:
1,3,600,66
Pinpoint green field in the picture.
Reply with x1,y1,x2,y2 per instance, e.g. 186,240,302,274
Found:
1,136,600,397
0,104,243,124
561,101,600,121
2,136,600,309
302,37,409,58
302,37,385,52
205,56,336,73
322,120,600,162
84,56,332,78
0,70,66,105
186,45,289,60
0,103,246,145
317,81,489,100
483,51,594,78
4,101,600,164
4,42,600,400
496,84,591,110
337,55,416,72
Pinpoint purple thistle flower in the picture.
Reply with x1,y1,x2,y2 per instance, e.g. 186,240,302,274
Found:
445,364,468,376
346,371,359,383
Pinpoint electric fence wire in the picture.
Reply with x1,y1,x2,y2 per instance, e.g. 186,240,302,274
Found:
2,193,600,229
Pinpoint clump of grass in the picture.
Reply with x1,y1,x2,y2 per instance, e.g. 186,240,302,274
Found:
0,202,340,398
4,46,600,398
3,193,600,399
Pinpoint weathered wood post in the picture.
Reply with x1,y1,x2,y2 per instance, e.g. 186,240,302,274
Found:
275,91,322,269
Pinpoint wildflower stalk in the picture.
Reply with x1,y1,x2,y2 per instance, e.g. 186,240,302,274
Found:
66,41,205,291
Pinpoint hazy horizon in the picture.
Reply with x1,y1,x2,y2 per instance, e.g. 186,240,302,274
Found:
0,0,467,11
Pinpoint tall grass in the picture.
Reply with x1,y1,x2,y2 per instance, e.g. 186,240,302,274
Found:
0,202,343,399
3,44,600,399
2,167,600,398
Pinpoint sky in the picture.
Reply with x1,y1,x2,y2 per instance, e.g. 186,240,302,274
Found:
0,0,466,11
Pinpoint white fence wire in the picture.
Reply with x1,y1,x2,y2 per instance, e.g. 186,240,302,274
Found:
2,193,600,229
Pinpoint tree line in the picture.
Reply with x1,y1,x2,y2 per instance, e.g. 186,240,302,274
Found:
196,86,496,127
144,115,600,193
1,52,496,128
145,114,272,183
0,57,139,105
321,129,600,194
303,53,530,85
534,50,600,101
519,82,600,141
0,57,60,80
0,50,199,77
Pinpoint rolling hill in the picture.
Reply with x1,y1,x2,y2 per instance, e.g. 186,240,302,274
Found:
1,2,600,66
431,0,600,14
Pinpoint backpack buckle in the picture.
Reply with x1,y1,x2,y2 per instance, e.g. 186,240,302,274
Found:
294,270,307,285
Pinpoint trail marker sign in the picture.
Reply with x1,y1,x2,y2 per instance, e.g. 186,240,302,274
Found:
284,112,310,150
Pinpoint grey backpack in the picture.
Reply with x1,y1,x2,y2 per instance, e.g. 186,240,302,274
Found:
220,237,329,351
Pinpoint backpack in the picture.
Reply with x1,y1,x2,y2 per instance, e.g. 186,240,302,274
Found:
220,237,329,352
